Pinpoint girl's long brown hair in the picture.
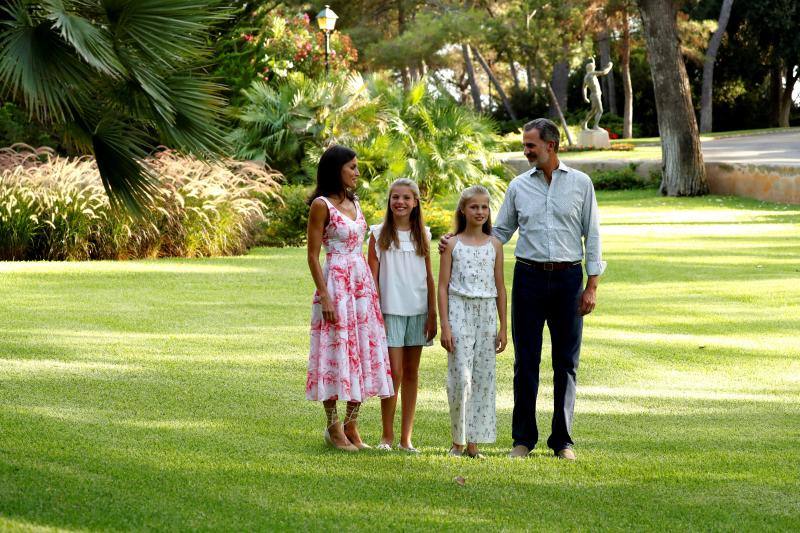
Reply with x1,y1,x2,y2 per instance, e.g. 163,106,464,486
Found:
454,185,492,236
377,178,429,257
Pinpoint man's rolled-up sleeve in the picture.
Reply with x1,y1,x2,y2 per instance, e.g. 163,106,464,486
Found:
582,181,607,276
492,182,518,244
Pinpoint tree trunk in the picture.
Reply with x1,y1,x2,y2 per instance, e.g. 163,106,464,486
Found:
778,63,798,127
621,13,634,138
699,0,734,133
471,46,516,120
462,44,482,112
597,29,618,115
549,58,569,119
545,80,574,146
398,0,411,91
526,63,535,93
638,0,708,196
770,65,782,126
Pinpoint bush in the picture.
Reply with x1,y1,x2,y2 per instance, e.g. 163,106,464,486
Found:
423,203,453,239
257,185,310,247
0,146,281,260
214,9,358,104
599,113,642,139
232,73,510,201
591,165,658,190
0,103,61,150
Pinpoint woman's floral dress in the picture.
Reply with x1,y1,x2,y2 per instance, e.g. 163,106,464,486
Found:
306,197,394,402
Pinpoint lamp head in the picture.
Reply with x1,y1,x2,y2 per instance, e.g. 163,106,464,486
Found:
316,5,338,31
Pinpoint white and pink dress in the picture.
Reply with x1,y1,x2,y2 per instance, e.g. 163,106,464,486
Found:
306,197,394,402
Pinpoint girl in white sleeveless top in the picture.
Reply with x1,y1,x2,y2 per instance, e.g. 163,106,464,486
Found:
368,179,436,453
438,186,507,459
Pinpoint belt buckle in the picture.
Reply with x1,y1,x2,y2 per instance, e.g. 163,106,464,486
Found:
543,262,554,271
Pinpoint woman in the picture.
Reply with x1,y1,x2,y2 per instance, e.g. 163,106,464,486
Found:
305,145,394,452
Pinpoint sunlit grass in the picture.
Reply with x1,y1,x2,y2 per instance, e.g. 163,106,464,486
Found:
1,190,799,530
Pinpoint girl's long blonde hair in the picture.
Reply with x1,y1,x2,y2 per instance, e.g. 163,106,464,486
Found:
378,178,429,257
454,185,492,236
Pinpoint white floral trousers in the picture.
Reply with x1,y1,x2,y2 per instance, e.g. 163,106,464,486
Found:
446,294,497,445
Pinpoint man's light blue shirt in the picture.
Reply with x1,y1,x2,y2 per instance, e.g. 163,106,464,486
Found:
493,160,607,276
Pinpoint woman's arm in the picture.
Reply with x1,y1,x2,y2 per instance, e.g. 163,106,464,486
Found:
493,238,507,353
307,199,336,323
424,250,437,341
438,239,456,353
367,233,380,293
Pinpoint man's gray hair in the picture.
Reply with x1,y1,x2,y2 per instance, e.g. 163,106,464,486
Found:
523,118,561,153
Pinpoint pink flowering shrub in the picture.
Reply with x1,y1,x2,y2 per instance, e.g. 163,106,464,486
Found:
215,10,358,102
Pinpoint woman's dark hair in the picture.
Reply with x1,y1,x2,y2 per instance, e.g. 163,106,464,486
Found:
307,145,358,205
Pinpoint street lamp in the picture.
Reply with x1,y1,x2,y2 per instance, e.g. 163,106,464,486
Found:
316,4,338,75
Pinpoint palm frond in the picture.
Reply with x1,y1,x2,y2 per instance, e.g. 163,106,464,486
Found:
0,0,93,122
153,74,228,154
43,0,125,77
91,117,157,214
106,0,228,66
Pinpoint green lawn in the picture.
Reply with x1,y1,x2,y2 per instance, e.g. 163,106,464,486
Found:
2,191,799,531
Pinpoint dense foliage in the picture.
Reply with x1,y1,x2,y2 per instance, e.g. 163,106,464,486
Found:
0,146,280,260
232,72,510,204
214,9,358,105
0,0,231,210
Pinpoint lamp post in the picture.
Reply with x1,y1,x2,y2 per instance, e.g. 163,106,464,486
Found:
316,5,338,75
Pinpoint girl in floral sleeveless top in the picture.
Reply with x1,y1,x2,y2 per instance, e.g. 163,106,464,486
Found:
306,145,394,453
438,185,507,459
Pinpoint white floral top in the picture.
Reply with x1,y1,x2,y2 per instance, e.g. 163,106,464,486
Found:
448,237,497,299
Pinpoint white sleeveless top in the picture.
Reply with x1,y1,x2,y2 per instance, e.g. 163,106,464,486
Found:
448,237,497,299
370,224,431,316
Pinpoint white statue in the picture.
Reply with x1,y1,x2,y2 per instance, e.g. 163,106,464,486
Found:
582,57,613,131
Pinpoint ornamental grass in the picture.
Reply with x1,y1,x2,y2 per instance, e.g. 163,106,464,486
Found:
0,145,281,261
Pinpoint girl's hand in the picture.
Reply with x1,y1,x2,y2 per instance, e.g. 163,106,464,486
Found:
495,329,507,354
320,294,337,323
425,311,437,341
440,326,455,353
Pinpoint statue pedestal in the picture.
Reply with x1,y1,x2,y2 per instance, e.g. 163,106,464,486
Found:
578,128,611,149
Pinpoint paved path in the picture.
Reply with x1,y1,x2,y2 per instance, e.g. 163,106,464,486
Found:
700,132,800,166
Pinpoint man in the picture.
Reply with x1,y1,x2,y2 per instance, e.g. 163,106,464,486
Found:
441,118,605,460
582,57,613,131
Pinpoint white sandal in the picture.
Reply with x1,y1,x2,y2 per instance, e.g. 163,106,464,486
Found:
397,444,421,454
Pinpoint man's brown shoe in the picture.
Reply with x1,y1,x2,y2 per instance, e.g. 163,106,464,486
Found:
508,445,531,459
555,448,576,460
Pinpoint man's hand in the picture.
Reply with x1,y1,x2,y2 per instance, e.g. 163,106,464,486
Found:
438,232,454,254
578,286,596,316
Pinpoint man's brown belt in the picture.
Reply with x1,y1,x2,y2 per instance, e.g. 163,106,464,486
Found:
515,257,582,271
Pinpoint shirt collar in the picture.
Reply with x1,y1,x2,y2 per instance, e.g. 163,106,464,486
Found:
530,159,571,178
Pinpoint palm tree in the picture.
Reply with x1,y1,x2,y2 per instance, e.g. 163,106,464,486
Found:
0,0,229,211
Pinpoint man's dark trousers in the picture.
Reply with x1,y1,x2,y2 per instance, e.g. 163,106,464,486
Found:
511,261,583,451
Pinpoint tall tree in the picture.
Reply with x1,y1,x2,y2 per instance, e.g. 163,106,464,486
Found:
699,0,734,132
462,43,482,112
637,0,708,196
619,8,634,138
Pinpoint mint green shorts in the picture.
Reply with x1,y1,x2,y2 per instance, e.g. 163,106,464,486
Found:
383,313,430,348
